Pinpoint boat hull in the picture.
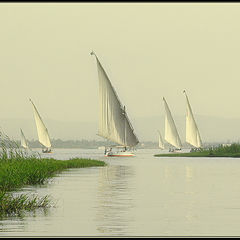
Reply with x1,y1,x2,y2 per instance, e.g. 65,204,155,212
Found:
105,151,135,157
169,148,182,153
42,149,52,153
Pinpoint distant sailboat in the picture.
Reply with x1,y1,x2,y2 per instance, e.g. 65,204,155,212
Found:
20,128,29,150
157,130,165,150
91,51,139,157
29,99,52,153
183,90,202,150
163,97,182,152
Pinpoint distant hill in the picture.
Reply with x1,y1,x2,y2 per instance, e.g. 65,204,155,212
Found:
0,115,239,143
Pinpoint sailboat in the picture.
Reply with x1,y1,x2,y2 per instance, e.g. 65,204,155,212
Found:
91,51,139,157
157,130,165,150
29,99,52,153
163,97,182,152
183,90,202,151
20,128,30,150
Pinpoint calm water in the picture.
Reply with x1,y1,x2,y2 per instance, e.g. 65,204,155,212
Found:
1,148,240,237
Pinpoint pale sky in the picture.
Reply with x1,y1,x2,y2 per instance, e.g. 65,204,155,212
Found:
0,3,240,141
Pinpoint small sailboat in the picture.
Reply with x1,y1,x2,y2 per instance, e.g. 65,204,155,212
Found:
157,130,165,150
91,51,139,157
163,97,182,152
20,128,30,150
183,90,202,151
29,99,52,153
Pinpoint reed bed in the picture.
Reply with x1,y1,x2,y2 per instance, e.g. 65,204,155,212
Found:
0,131,106,216
154,143,240,158
0,157,106,193
0,192,51,216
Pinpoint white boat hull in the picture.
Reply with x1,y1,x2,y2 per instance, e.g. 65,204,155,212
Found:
105,151,135,157
169,148,182,153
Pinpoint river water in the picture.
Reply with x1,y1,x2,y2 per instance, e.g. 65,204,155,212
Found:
1,148,240,237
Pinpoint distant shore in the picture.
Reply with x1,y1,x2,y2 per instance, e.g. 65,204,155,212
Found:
154,143,240,158
15,139,222,149
154,152,240,158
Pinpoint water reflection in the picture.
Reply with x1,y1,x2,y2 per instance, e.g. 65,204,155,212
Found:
184,165,198,228
95,163,135,236
185,165,193,183
164,166,171,180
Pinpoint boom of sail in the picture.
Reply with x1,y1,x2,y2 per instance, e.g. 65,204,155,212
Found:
29,99,51,149
157,130,165,150
91,52,139,147
163,97,182,149
184,90,202,148
20,128,29,149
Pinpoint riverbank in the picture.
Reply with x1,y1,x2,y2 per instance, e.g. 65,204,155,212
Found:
0,157,106,216
154,143,240,158
154,151,240,158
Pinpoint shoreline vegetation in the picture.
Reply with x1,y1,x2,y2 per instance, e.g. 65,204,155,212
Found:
0,132,106,217
15,139,224,149
154,143,240,158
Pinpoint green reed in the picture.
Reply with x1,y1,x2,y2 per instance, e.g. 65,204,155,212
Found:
0,131,106,216
0,192,51,216
155,143,240,158
0,157,106,192
208,143,240,154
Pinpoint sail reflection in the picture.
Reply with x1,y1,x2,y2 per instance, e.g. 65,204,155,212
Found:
184,165,197,226
185,165,193,183
95,164,135,236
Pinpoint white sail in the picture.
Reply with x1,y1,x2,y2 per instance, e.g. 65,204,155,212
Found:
20,128,29,149
91,52,139,147
163,97,182,149
184,90,202,148
29,99,51,148
157,130,165,149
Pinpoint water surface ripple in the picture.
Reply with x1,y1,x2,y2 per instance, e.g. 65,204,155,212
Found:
1,148,240,237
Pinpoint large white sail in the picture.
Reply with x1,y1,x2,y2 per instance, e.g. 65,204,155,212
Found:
163,97,182,149
184,90,202,148
29,99,51,148
91,52,139,147
157,130,165,149
20,128,29,149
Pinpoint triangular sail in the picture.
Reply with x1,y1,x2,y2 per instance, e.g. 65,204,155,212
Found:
163,97,182,149
91,52,139,147
157,130,165,149
29,99,51,148
20,128,29,149
184,90,202,148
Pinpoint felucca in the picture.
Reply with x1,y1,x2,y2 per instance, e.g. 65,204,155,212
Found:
91,51,139,157
20,128,30,150
163,97,182,152
183,90,202,151
157,130,165,150
29,99,52,153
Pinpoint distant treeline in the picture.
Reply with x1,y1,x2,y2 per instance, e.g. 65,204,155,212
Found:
14,139,225,149
17,139,111,149
15,139,160,149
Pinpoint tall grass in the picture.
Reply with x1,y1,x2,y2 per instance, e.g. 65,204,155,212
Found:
155,143,240,158
208,143,240,154
0,157,106,193
0,192,51,216
0,131,106,216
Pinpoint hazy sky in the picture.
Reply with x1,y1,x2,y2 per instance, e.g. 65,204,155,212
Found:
1,3,240,141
